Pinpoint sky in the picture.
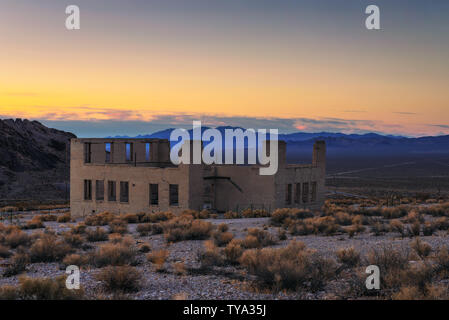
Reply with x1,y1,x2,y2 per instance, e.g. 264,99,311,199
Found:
0,0,448,137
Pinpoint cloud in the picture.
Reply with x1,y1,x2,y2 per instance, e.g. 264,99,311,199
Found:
392,111,418,115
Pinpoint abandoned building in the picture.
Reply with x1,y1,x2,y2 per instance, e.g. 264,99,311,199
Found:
70,138,326,218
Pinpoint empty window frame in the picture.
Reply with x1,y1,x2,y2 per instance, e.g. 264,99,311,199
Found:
84,143,92,163
84,179,92,200
302,182,309,203
169,184,179,206
285,183,292,205
105,143,112,163
311,181,317,202
149,184,158,205
95,180,104,201
108,181,116,201
120,181,129,203
294,183,301,204
145,143,151,162
125,143,133,162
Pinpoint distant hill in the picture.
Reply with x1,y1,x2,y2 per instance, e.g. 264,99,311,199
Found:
0,119,76,202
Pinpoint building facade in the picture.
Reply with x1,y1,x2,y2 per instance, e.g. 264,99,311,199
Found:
70,138,326,218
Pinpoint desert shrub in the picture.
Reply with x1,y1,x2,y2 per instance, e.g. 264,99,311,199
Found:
371,222,389,236
173,261,187,275
434,246,449,278
390,220,406,237
246,228,276,247
381,206,409,219
0,285,19,300
3,252,30,277
224,211,241,219
405,211,424,224
62,254,89,268
84,211,115,226
30,234,72,262
336,247,360,268
199,210,211,219
0,244,11,258
2,228,31,248
22,216,44,229
91,242,137,267
108,219,128,234
217,223,228,233
138,243,151,253
347,223,365,238
241,235,260,249
108,233,123,244
278,228,287,240
198,241,224,269
334,211,353,226
19,276,84,300
120,213,139,223
163,216,213,242
434,217,449,230
410,238,432,259
151,223,163,234
145,211,174,223
96,266,141,293
409,221,421,237
270,208,313,226
86,227,108,242
242,208,270,218
240,241,336,291
147,249,169,271
136,223,152,236
423,222,437,236
393,284,448,300
71,223,87,234
62,232,85,248
223,239,244,264
39,214,58,222
288,220,314,236
310,216,339,235
57,213,71,223
419,203,449,217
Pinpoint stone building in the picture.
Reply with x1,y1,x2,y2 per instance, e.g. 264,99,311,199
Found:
70,138,326,218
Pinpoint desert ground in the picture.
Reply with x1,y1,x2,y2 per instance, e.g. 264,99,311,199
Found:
1,194,449,300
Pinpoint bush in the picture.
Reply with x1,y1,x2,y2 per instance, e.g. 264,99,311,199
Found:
147,249,169,271
390,220,406,237
212,229,234,247
62,254,89,268
57,213,71,223
2,228,31,248
22,216,44,229
71,223,87,234
19,276,84,300
96,266,141,293
270,208,313,226
410,238,432,259
0,285,19,300
240,241,336,291
138,243,151,253
91,242,137,267
146,211,174,223
39,214,58,222
423,222,437,236
108,219,128,234
224,239,244,264
434,246,449,278
62,232,85,248
136,223,152,236
371,222,389,236
198,241,224,269
86,227,108,242
3,252,30,277
0,244,11,258
245,228,276,248
30,234,73,262
84,211,115,226
163,216,213,242
173,261,187,275
336,247,360,268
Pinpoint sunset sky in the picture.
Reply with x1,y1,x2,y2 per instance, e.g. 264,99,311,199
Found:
1,0,448,137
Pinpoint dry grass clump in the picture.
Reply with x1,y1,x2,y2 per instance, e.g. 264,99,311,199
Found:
410,238,432,259
173,261,187,275
389,219,407,238
108,219,128,234
422,222,437,236
198,240,224,269
1,227,31,248
0,244,11,258
84,211,115,226
244,228,276,248
62,254,89,268
405,210,424,224
0,285,19,300
289,216,339,236
147,249,169,272
223,239,244,265
240,241,336,291
138,242,151,253
136,223,153,236
270,208,314,226
145,211,174,223
371,222,389,236
38,214,58,222
22,216,44,229
18,276,84,300
212,224,234,247
434,246,449,278
91,242,137,267
333,211,353,226
241,208,270,218
3,251,30,277
163,215,213,242
392,284,448,300
224,211,241,219
419,203,449,217
380,206,409,219
86,227,108,242
30,233,72,262
70,223,87,234
96,266,141,293
336,247,361,268
62,232,85,248
56,213,71,223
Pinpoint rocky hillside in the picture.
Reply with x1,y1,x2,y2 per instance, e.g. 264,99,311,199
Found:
0,119,76,203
